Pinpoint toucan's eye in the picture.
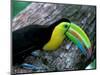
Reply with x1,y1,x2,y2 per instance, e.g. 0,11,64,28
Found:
64,25,68,28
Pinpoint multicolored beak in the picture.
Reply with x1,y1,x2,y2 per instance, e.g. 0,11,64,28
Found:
65,22,92,58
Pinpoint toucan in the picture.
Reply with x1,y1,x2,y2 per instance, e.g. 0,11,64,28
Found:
12,18,92,66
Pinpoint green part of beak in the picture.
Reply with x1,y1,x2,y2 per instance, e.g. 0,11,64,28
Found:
70,23,91,49
66,31,88,56
65,22,92,57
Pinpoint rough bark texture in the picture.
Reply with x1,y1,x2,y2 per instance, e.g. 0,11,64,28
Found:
12,2,96,74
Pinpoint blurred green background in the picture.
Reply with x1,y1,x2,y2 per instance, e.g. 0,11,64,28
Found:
12,0,31,18
12,0,96,70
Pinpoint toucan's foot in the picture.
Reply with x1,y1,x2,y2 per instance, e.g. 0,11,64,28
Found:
31,50,41,57
21,63,41,70
21,63,35,69
21,63,47,71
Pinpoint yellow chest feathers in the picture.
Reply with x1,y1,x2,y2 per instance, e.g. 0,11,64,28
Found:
43,27,65,51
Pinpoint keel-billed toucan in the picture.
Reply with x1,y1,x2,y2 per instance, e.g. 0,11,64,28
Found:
12,18,92,65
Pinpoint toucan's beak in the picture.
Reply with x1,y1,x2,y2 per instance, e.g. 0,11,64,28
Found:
65,23,92,58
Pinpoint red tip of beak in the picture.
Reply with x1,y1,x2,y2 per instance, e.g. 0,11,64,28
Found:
87,47,92,59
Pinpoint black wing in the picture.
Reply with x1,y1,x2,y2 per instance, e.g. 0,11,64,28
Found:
12,25,52,65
